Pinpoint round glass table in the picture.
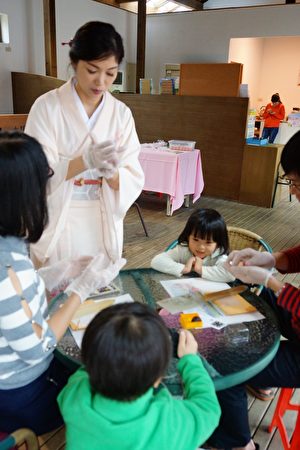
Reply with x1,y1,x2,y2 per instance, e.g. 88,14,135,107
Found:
50,268,280,394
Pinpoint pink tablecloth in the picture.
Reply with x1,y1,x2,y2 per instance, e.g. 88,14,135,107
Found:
138,148,204,214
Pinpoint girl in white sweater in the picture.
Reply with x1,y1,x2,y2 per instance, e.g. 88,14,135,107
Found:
151,208,235,282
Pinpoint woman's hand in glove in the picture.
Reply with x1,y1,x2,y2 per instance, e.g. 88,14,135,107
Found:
38,256,93,292
227,248,275,269
65,255,126,303
223,263,272,287
82,140,119,177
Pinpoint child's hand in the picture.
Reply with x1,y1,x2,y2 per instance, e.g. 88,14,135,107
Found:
177,329,198,358
182,257,196,274
193,256,203,275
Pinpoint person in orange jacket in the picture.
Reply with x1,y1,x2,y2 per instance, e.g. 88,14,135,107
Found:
261,93,285,143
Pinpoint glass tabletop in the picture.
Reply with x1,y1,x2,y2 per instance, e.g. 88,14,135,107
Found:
49,268,280,393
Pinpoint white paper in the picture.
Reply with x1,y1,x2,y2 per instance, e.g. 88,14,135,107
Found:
71,294,134,349
161,278,231,297
160,278,264,329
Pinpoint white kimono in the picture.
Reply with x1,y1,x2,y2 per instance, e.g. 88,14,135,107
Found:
25,79,144,266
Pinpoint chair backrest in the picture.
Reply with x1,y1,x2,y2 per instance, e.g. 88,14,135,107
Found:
0,114,28,131
165,239,178,251
227,226,272,253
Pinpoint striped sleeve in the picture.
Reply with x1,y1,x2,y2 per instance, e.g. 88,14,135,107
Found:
280,245,300,273
277,283,300,338
0,257,57,376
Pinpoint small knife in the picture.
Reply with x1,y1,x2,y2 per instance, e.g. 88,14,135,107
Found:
202,285,248,302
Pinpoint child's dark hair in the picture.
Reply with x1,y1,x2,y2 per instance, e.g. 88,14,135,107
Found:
69,21,124,64
281,130,300,177
0,131,50,243
178,208,229,255
81,302,172,401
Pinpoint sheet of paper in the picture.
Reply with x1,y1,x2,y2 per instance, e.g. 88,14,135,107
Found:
160,278,264,328
157,294,202,314
70,294,134,349
160,278,230,298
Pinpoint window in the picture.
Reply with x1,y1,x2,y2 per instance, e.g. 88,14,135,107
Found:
0,13,9,44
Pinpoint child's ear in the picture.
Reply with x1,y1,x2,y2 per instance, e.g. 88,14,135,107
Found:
153,377,162,388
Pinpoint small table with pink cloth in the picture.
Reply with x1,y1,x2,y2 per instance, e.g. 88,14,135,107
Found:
138,146,204,215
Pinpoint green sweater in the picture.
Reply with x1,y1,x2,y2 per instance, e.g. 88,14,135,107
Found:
58,354,221,450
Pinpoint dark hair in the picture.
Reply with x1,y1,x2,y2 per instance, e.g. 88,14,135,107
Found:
271,93,281,103
0,131,50,242
69,21,124,64
178,208,229,255
281,130,300,177
81,302,172,401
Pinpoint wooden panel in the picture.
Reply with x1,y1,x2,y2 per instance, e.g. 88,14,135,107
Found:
179,63,243,97
239,144,284,207
115,94,248,200
43,0,57,77
12,72,65,113
0,114,28,130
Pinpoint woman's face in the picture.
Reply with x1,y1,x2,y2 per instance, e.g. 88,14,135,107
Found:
74,55,119,104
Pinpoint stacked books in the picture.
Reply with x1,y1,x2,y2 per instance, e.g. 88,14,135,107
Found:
160,78,175,95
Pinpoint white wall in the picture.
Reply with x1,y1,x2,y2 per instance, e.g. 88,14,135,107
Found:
55,0,136,80
229,38,264,110
0,0,34,113
258,37,300,116
0,0,135,112
229,36,300,115
146,5,300,93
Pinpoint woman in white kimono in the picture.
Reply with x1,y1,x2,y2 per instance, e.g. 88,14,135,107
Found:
25,21,144,268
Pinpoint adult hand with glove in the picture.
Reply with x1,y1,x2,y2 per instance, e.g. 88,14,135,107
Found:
38,256,93,292
223,262,272,287
65,254,126,303
82,139,119,178
227,248,276,269
47,256,126,341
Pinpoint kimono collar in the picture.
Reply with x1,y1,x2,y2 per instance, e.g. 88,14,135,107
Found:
57,79,115,151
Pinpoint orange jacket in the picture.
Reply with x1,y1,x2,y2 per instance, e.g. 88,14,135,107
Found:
263,102,285,128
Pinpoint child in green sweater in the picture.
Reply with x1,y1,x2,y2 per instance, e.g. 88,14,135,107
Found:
58,302,221,450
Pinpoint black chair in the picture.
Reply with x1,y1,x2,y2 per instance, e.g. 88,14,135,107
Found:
133,202,149,237
271,163,292,208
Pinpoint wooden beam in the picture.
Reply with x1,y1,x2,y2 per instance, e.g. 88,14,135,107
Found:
116,0,205,9
92,0,121,6
43,0,57,77
136,0,146,93
171,0,204,10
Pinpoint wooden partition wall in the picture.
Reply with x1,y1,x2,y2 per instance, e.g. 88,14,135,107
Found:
115,94,248,200
11,72,249,201
12,72,65,115
0,114,27,130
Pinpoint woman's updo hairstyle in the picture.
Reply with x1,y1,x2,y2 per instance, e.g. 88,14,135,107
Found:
271,93,281,103
69,21,124,65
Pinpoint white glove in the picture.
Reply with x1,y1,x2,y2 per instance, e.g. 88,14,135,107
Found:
224,264,272,287
82,140,119,177
38,256,93,292
65,255,126,303
227,249,275,269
